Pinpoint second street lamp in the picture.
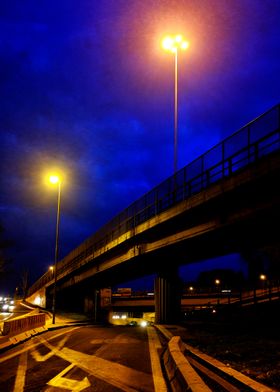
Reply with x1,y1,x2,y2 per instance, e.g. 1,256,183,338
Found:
49,174,62,325
162,35,189,174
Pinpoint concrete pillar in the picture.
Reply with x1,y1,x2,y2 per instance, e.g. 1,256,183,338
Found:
84,295,94,314
83,287,112,321
83,288,100,319
154,267,182,324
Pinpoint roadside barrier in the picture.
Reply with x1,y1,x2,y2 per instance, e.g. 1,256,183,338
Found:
163,336,211,392
2,313,46,336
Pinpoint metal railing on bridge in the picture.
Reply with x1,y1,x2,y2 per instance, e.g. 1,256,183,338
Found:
29,104,280,296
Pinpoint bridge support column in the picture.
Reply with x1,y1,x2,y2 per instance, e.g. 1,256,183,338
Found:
83,288,100,320
84,287,112,322
154,267,182,324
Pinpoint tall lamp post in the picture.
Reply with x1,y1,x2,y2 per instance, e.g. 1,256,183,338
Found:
162,35,189,174
49,174,62,325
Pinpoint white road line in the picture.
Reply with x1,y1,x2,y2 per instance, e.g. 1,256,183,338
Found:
13,349,28,392
147,326,168,392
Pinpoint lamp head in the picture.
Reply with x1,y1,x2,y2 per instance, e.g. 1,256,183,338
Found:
162,35,189,53
49,175,60,185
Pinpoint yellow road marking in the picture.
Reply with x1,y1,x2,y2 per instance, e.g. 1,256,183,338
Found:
0,326,80,363
2,326,156,391
29,332,154,391
39,335,153,392
13,350,28,392
31,334,69,361
47,363,91,391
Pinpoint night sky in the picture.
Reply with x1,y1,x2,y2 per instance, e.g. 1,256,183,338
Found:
1,1,280,295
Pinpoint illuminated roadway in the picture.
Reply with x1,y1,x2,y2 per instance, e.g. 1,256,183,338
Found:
0,324,167,392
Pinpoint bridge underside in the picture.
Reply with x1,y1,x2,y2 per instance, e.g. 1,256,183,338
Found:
41,151,280,323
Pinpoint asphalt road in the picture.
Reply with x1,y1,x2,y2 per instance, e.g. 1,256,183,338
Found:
0,324,167,392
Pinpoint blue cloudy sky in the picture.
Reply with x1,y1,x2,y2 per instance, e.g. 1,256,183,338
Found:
1,0,280,293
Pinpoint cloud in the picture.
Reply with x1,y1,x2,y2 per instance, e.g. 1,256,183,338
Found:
1,0,279,292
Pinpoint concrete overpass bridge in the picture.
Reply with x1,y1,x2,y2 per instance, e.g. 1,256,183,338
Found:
27,104,280,323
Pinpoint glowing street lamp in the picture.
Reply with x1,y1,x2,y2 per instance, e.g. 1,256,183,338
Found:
48,174,62,324
215,279,221,293
162,34,189,174
260,274,267,295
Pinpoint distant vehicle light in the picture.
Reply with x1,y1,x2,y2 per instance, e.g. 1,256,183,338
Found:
34,296,42,306
140,320,148,327
2,304,9,311
121,315,127,319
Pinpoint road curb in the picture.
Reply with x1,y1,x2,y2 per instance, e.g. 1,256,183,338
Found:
0,323,88,354
0,326,48,353
162,335,211,392
155,324,276,392
155,325,210,391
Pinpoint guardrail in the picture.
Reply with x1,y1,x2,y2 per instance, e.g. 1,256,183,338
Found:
157,325,275,392
163,336,211,392
2,313,46,336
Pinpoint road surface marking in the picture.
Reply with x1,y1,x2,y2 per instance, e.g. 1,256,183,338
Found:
147,326,168,392
31,334,69,362
13,349,28,392
39,336,154,392
62,346,153,392
47,363,90,391
1,326,154,391
0,326,79,363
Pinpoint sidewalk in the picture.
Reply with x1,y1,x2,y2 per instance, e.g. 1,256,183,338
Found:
0,310,93,353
